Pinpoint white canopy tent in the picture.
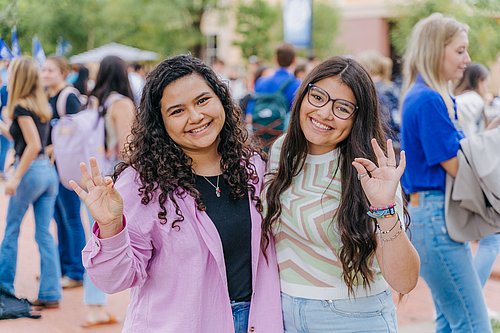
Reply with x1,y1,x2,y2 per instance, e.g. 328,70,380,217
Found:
69,42,159,64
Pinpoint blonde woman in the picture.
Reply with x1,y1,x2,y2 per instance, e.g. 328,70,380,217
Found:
41,56,86,289
0,57,61,307
401,13,492,332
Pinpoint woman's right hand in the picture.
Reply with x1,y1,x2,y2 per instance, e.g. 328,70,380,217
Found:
69,157,124,238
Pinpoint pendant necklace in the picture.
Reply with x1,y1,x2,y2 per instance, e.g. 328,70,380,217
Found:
202,175,221,198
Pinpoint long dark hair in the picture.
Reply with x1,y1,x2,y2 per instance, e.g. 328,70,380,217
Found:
262,56,386,295
114,54,263,228
91,55,134,105
454,62,489,96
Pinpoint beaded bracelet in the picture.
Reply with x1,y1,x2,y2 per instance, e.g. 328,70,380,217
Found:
379,218,403,243
367,203,396,219
376,216,399,235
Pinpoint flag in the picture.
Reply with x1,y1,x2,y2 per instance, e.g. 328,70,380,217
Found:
56,37,72,56
11,26,21,58
283,0,313,49
0,38,13,61
32,36,46,66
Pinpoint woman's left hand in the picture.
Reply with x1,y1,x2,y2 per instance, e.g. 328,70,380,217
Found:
5,178,20,196
352,139,405,207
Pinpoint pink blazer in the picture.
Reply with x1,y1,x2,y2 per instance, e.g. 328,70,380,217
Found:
82,156,283,332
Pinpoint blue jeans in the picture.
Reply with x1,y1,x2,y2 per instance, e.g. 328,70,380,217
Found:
474,233,500,287
409,190,492,333
0,157,61,301
231,301,250,333
53,181,86,281
281,290,397,332
0,134,11,174
83,205,107,305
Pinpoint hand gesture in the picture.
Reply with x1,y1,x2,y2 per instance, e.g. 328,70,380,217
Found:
69,157,124,237
352,139,405,207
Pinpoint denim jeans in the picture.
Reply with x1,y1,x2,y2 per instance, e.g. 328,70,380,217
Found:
0,134,11,174
281,290,397,332
0,157,61,301
83,205,107,305
409,190,492,333
231,301,250,333
53,181,86,281
474,233,500,287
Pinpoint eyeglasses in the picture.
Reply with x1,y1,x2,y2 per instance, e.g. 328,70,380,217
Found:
307,83,358,120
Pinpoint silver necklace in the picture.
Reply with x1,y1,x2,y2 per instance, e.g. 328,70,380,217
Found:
202,175,221,198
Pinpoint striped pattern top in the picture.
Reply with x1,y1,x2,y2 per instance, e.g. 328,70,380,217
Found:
265,136,390,300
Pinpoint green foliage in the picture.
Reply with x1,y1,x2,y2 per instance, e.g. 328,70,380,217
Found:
310,0,340,60
234,0,281,61
0,0,219,58
234,0,340,62
390,0,500,65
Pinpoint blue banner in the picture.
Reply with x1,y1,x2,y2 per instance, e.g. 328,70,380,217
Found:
283,0,312,48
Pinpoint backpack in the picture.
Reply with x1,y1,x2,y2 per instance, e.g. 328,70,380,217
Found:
56,86,88,116
52,95,111,189
251,78,293,149
0,286,41,320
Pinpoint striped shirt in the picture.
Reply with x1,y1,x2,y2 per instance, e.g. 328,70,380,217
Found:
265,136,396,300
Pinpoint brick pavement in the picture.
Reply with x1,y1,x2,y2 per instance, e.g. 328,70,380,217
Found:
0,181,498,333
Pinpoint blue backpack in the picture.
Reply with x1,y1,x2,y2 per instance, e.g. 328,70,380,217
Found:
251,78,293,149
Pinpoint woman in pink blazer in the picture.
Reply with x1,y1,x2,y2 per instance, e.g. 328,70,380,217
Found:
71,55,283,333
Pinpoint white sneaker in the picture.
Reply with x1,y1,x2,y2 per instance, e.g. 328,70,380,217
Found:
487,308,500,321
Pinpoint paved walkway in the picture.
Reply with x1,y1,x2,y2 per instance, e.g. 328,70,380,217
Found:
0,181,498,332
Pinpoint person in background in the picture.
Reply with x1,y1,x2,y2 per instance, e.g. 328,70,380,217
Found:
246,43,301,129
0,56,61,309
294,63,307,80
0,74,12,181
73,65,90,96
77,54,136,328
71,54,283,333
263,56,419,332
41,55,86,290
401,13,492,332
454,63,500,322
128,62,146,106
357,50,401,145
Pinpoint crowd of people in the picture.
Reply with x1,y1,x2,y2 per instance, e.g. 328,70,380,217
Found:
0,11,499,333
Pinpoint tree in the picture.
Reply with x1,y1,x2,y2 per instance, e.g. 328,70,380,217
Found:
234,0,281,61
390,0,500,66
310,0,340,60
235,0,340,62
0,0,221,58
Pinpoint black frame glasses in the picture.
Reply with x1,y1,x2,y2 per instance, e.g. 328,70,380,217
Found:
307,83,358,120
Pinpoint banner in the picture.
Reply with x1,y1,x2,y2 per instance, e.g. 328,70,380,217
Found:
283,0,312,49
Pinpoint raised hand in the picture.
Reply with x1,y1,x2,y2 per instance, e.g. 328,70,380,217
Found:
352,139,405,207
69,157,124,238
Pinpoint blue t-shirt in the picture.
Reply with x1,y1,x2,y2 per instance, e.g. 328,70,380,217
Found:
245,68,300,115
401,76,461,194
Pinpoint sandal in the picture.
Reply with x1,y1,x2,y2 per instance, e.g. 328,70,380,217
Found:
81,314,118,328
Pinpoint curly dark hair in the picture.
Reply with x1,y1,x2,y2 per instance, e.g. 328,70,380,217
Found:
113,54,263,228
262,56,405,295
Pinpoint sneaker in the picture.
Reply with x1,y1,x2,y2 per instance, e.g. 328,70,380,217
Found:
32,299,60,309
61,276,83,289
488,308,500,321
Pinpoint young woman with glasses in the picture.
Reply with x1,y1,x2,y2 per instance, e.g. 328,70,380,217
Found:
262,56,420,332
